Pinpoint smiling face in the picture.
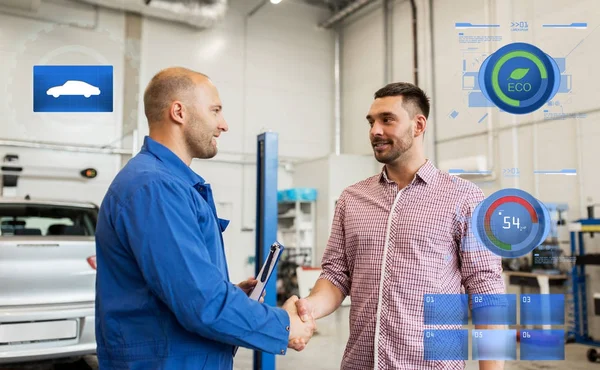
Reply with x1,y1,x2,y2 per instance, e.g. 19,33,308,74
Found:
366,95,418,165
143,68,230,161
183,78,228,159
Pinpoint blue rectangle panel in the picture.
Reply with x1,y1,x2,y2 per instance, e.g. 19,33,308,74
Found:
553,57,566,73
520,330,565,361
33,65,113,112
472,330,517,360
424,330,469,361
558,74,572,93
520,294,565,325
424,294,469,325
468,91,495,107
471,294,517,325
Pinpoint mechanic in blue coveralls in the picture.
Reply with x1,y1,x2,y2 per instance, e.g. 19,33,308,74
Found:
95,67,315,369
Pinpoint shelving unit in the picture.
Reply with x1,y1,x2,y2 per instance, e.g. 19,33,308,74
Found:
567,218,600,363
277,200,316,267
291,154,380,265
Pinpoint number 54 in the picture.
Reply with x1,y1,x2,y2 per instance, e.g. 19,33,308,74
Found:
503,216,520,229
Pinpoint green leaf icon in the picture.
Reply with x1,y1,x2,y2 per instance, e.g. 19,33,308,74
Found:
509,68,529,80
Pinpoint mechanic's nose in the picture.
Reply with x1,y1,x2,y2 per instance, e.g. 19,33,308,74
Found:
219,118,229,132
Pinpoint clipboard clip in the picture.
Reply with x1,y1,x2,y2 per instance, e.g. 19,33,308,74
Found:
261,244,278,282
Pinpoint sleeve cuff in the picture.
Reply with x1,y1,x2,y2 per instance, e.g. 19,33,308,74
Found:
318,271,350,297
273,307,290,355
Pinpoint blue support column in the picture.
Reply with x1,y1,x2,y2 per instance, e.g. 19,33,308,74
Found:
254,132,279,370
570,231,580,339
578,231,588,338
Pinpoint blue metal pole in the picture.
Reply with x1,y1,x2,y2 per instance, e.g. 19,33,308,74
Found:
570,231,580,339
578,231,588,339
254,132,279,370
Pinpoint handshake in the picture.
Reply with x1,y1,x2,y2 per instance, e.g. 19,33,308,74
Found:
237,278,316,352
282,296,316,352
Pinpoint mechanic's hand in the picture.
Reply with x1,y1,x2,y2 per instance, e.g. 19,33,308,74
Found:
282,296,316,351
237,277,266,303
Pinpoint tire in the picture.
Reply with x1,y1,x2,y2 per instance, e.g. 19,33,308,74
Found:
588,348,598,362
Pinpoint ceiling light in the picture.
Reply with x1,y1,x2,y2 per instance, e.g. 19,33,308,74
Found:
270,0,283,4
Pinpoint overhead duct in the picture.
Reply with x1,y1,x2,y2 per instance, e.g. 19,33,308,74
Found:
318,0,376,29
0,0,41,12
75,0,228,29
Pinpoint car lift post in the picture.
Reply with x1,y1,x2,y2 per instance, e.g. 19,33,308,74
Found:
254,132,279,370
568,218,600,362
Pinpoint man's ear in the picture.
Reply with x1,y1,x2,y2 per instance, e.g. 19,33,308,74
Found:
169,101,186,126
414,114,427,138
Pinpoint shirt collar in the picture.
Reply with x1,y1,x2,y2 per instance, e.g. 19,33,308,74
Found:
379,159,436,185
141,136,205,186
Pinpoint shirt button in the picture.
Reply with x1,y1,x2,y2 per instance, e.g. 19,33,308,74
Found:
286,326,290,331
280,349,285,355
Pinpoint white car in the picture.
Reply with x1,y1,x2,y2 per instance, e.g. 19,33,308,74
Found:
0,197,98,365
46,80,101,98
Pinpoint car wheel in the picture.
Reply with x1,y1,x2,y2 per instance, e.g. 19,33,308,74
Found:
588,348,598,362
53,94,59,98
54,358,94,370
84,94,91,98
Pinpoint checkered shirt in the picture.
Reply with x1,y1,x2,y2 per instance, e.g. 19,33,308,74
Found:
319,160,505,370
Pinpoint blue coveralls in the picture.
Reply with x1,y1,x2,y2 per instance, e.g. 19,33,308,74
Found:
95,136,290,369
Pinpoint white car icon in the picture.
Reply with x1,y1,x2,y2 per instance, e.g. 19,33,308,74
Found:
46,80,101,98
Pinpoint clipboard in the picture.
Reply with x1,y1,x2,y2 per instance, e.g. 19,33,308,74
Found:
249,241,285,300
233,241,285,356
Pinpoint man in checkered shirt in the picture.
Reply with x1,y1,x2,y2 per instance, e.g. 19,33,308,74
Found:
290,83,505,369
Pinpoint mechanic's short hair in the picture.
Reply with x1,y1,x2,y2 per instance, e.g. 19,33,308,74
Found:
143,67,208,124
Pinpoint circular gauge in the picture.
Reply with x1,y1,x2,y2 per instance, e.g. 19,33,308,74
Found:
478,42,558,114
472,188,550,258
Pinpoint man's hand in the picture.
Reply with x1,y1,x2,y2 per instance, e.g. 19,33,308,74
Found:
287,297,317,350
295,297,316,323
282,295,316,351
237,277,266,303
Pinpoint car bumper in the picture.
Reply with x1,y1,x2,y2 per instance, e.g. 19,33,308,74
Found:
0,302,96,364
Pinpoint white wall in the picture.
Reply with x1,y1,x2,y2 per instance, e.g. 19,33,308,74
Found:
0,0,335,284
136,0,334,283
339,0,600,340
340,0,428,158
432,0,599,209
340,1,384,155
432,0,600,337
0,1,126,204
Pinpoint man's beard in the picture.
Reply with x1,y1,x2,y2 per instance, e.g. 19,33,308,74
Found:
372,129,414,164
185,116,217,159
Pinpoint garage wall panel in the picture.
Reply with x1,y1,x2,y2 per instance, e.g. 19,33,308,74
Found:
138,0,335,284
431,0,600,339
0,5,126,205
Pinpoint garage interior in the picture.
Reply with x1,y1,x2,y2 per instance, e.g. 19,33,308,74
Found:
1,0,600,369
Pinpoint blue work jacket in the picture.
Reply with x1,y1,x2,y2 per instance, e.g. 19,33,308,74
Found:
95,136,290,369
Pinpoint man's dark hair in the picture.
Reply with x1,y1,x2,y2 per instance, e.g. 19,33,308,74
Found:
374,82,430,119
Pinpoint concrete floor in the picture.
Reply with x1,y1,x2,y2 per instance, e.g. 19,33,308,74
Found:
4,306,598,369
235,306,598,370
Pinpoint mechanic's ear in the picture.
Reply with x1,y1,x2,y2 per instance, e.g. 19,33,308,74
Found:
170,101,186,125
